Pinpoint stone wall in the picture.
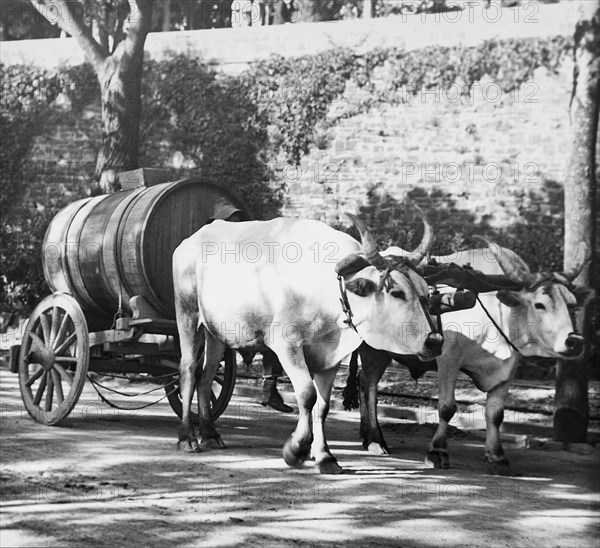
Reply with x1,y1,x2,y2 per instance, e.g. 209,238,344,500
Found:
2,2,585,231
21,104,101,208
0,3,580,73
281,63,574,228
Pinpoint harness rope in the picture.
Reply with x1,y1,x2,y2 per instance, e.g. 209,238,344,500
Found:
338,275,357,332
87,373,179,411
338,260,440,338
474,283,581,355
475,294,521,354
425,263,581,349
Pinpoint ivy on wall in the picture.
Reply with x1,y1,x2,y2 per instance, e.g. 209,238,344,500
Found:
248,35,572,166
140,57,279,220
0,63,97,312
0,35,575,312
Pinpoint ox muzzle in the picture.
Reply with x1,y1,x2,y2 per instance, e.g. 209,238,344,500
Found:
562,333,584,357
421,331,444,359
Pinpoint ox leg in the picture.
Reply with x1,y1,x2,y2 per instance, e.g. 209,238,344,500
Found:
271,345,316,468
312,367,343,474
426,359,457,469
197,333,226,449
358,347,390,455
484,380,515,476
177,321,204,453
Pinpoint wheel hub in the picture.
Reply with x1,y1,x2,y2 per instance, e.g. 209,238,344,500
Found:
26,333,55,371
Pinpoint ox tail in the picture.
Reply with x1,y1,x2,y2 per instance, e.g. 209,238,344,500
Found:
342,350,360,411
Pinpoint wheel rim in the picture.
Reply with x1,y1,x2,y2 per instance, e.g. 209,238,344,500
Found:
166,348,236,422
19,294,89,425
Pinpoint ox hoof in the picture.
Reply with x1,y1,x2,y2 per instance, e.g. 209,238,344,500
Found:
283,437,311,468
367,441,390,456
177,439,201,453
485,458,515,476
425,450,450,469
317,457,343,475
201,436,225,450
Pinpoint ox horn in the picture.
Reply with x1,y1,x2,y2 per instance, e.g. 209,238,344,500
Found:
473,236,537,286
346,213,388,270
404,204,434,265
560,242,589,283
367,206,434,265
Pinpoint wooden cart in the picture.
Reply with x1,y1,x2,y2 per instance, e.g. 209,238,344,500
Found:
16,171,251,426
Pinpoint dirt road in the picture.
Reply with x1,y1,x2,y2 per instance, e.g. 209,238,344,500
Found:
1,367,598,548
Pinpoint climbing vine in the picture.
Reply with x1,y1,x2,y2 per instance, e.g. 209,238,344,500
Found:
0,35,574,312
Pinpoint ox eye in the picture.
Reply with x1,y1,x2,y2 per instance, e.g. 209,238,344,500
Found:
535,303,546,310
390,289,406,300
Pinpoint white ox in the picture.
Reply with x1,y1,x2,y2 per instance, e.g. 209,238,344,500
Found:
172,215,443,474
355,240,589,475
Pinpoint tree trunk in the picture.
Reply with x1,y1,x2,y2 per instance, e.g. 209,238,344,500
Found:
301,0,319,22
30,1,152,192
162,0,171,31
95,54,145,192
554,1,600,444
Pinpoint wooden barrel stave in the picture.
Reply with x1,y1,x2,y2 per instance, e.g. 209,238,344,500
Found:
143,181,234,316
63,195,111,318
118,183,171,317
43,197,93,296
42,179,251,322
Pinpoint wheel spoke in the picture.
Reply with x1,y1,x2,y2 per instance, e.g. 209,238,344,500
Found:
213,376,223,386
54,364,73,387
34,320,44,344
52,369,64,405
53,313,70,351
210,392,217,407
50,307,60,345
33,372,48,406
45,373,54,412
25,367,44,387
40,313,50,344
54,333,76,356
20,294,89,425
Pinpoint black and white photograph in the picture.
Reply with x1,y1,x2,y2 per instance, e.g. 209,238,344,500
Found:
0,0,598,546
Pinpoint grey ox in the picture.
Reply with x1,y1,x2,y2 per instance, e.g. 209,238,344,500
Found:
356,240,590,475
172,214,443,474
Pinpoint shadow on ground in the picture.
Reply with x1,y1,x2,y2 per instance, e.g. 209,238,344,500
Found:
1,368,598,548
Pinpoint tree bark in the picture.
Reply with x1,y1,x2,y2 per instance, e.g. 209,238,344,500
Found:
301,0,319,22
31,0,153,191
94,4,151,192
162,0,172,32
554,1,600,444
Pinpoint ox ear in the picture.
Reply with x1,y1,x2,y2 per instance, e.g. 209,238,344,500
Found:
346,278,377,297
572,286,595,308
496,289,522,308
335,254,371,277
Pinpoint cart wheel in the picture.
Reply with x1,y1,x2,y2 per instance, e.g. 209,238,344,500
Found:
166,348,236,422
18,293,89,425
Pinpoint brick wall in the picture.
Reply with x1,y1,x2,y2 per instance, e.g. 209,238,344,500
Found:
0,3,580,73
280,62,574,228
4,2,584,231
23,104,101,207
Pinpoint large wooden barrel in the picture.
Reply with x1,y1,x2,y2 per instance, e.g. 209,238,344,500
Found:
42,178,252,322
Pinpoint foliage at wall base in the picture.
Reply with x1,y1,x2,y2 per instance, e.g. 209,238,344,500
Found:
0,35,578,314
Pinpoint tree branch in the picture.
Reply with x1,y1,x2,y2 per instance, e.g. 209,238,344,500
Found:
121,0,153,62
111,0,131,54
30,0,107,68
